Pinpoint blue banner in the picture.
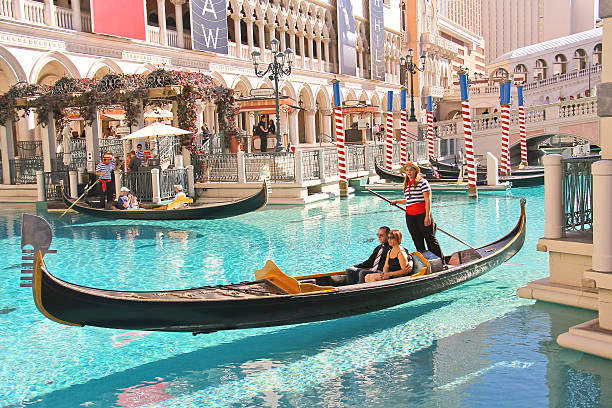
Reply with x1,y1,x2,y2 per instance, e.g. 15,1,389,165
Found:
500,81,511,105
459,73,469,101
401,89,407,110
190,0,228,54
517,85,524,106
387,91,393,111
427,96,433,112
333,81,342,108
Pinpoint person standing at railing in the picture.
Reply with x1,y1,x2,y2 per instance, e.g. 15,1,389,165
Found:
127,151,141,173
256,117,268,152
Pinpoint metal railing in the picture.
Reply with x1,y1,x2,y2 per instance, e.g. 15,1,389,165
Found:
9,157,43,184
245,153,295,182
323,149,338,177
43,171,69,201
160,168,186,201
99,139,124,159
301,150,320,180
561,155,599,235
16,141,42,158
122,170,153,202
193,153,238,182
347,145,366,172
156,135,179,164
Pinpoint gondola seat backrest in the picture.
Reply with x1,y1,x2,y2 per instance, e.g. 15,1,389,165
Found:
410,251,444,277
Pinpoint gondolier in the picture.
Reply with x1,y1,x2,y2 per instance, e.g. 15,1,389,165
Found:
95,153,116,208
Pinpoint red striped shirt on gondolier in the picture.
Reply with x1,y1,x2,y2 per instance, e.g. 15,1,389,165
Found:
404,178,431,215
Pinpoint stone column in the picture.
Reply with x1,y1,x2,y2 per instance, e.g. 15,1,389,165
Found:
299,35,305,68
12,0,24,21
267,23,275,51
543,154,563,239
69,170,78,198
323,38,330,72
257,21,265,52
358,48,364,78
0,122,14,184
289,30,296,54
151,168,161,203
36,170,45,201
186,164,195,197
172,0,185,48
289,110,299,147
71,0,81,31
85,110,101,172
294,149,304,184
305,109,316,144
41,112,56,172
307,35,314,69
113,169,121,200
233,15,242,56
279,28,286,51
157,0,168,46
316,37,323,71
245,17,254,54
322,109,332,140
236,151,246,183
44,0,56,26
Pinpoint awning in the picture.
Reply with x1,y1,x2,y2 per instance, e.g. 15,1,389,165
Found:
237,96,296,113
342,106,378,115
101,113,126,121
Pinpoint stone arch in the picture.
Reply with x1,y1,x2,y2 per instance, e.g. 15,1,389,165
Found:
513,63,528,83
86,58,123,79
344,88,357,104
255,77,273,89
358,90,368,104
553,53,568,75
297,83,315,144
135,63,157,75
231,75,253,94
0,45,26,85
210,71,228,87
29,51,81,84
574,48,587,70
594,43,602,65
280,80,296,99
314,86,331,141
534,58,547,81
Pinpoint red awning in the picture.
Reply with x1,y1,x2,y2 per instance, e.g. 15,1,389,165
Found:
237,97,296,113
341,106,378,115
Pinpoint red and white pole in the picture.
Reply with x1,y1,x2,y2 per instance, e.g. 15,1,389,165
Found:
385,91,394,170
427,96,435,160
400,89,408,164
517,85,528,167
459,72,477,197
332,81,346,183
500,104,511,175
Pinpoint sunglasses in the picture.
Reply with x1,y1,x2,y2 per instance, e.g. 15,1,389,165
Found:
377,233,386,237
388,235,396,240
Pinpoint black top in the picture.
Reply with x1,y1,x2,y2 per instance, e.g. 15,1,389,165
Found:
127,156,141,172
388,249,410,272
355,243,391,272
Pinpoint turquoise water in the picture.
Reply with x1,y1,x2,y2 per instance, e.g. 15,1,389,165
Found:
1,186,609,407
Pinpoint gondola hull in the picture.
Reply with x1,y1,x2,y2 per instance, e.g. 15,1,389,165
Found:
502,173,544,187
374,163,486,185
22,201,526,333
60,182,268,220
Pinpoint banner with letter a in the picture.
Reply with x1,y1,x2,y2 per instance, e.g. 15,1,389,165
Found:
90,0,146,41
191,0,228,54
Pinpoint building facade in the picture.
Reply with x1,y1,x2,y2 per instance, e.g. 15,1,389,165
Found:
0,0,408,150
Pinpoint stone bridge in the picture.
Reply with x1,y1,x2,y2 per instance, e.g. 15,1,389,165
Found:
427,96,599,161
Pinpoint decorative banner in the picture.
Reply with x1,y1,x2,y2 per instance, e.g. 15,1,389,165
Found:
385,91,394,171
90,0,146,41
369,0,385,81
517,85,528,165
459,72,477,196
427,96,435,160
499,81,511,175
191,0,229,54
400,89,408,164
337,0,357,77
333,81,347,181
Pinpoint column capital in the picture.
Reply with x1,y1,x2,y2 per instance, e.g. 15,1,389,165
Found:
170,0,186,5
244,16,255,24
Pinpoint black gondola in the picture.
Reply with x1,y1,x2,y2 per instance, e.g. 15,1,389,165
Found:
429,160,544,187
19,201,526,334
60,181,268,220
375,162,486,185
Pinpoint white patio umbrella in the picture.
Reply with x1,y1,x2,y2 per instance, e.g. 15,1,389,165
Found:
123,122,192,158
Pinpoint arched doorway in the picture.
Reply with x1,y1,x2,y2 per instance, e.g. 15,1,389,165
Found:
534,59,547,81
553,54,568,75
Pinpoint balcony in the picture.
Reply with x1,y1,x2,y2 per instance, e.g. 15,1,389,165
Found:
145,25,192,49
420,33,459,58
0,0,92,32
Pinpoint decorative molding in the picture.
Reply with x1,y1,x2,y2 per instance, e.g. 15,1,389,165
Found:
0,33,65,51
208,63,253,75
66,42,122,58
170,57,210,70
122,51,171,66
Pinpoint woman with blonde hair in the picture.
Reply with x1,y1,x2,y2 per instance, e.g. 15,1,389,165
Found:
365,230,413,282
390,162,443,259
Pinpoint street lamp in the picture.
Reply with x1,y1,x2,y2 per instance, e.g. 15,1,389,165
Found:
400,48,426,122
251,39,294,152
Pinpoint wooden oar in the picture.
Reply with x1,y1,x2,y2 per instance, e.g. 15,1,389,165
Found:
366,188,477,250
59,178,101,219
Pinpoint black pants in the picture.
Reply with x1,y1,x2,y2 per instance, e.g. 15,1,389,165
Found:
405,212,443,259
260,135,267,152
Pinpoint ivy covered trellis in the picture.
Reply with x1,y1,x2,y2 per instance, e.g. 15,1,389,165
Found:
0,69,238,153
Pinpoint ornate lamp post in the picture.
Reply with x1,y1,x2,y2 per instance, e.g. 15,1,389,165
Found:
400,48,426,122
251,39,294,152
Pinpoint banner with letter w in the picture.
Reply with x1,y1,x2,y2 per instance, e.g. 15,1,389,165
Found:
190,0,228,54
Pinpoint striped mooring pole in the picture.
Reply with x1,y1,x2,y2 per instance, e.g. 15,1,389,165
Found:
332,80,348,196
400,88,408,165
427,95,435,160
499,80,512,175
459,71,477,197
517,84,528,167
385,91,394,171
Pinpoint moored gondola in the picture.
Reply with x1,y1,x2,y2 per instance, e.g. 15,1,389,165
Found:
19,200,526,334
375,162,487,185
60,181,268,220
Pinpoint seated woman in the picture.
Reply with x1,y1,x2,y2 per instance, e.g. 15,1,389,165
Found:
364,230,413,283
127,194,140,210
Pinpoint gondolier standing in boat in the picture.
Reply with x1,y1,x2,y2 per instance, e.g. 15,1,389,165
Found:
390,162,443,259
95,153,116,208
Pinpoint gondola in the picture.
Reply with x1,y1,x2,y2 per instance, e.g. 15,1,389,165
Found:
429,160,544,186
59,181,268,220
19,200,526,334
375,162,486,185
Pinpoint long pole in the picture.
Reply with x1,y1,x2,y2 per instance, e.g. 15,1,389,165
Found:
426,96,435,160
459,71,477,197
385,91,394,170
409,64,416,122
366,188,477,250
332,80,347,183
499,81,511,175
517,85,528,167
400,88,408,164
59,178,101,218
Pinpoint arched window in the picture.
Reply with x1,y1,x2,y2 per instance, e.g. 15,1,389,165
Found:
553,54,568,75
183,11,190,30
574,48,587,70
166,16,176,28
148,12,158,26
594,43,602,65
534,59,547,81
513,64,528,83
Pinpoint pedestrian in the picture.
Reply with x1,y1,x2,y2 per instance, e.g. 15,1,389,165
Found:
256,117,268,152
135,144,145,161
390,161,443,259
127,151,140,172
267,116,276,149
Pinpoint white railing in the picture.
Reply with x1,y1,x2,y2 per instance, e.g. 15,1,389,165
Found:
524,65,602,91
23,0,45,25
146,25,161,44
240,44,250,59
81,12,91,32
55,6,72,29
0,0,13,18
167,29,178,47
228,42,237,57
184,33,192,49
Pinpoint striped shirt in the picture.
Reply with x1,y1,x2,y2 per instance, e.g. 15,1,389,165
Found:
135,150,144,160
404,178,431,211
96,162,114,180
